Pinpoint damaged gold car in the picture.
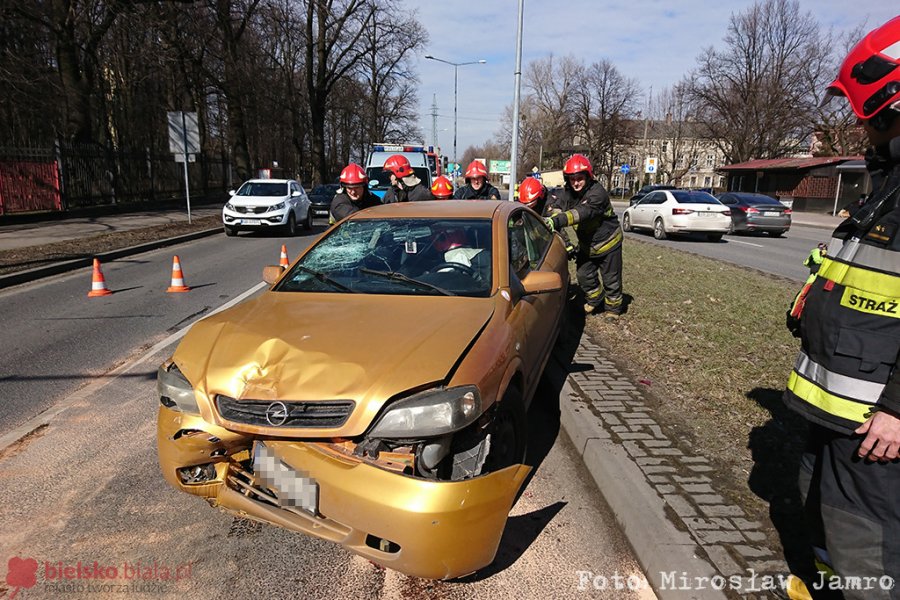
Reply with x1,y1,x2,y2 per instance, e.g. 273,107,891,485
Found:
157,200,569,579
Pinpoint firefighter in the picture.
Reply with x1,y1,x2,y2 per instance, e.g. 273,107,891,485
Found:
802,242,827,276
382,155,433,202
330,163,381,223
431,175,454,199
784,16,900,600
544,154,624,317
453,160,501,200
517,176,549,216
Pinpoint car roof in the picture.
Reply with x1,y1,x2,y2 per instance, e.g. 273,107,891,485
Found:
349,199,507,220
242,178,292,184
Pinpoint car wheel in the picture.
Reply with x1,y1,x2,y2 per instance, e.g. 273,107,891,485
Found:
623,213,632,232
285,212,297,236
653,218,667,240
482,386,527,473
224,225,238,237
303,208,312,230
707,233,723,242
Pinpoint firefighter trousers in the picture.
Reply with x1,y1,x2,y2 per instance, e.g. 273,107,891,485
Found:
575,244,623,314
798,423,900,599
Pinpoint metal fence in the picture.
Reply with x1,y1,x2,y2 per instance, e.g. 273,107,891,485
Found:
0,142,232,215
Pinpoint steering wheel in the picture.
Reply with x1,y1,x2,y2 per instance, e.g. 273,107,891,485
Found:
430,261,478,277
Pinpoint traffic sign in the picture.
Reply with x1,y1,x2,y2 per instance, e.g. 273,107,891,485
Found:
645,157,657,174
620,164,631,175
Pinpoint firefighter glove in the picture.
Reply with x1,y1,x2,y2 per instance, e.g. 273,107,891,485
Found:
544,216,556,232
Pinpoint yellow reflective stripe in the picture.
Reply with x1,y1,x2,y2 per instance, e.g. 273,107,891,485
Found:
590,228,624,256
605,296,623,307
818,258,900,296
585,287,603,299
840,286,900,319
564,211,577,226
787,371,873,424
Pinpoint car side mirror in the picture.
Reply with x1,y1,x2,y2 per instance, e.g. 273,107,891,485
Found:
228,190,236,196
263,265,285,285
291,190,301,197
521,271,562,296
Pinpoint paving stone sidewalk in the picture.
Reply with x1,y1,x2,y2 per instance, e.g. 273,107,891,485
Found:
561,334,790,599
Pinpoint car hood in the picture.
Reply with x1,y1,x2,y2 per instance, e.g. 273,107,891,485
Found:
229,195,287,206
173,291,494,430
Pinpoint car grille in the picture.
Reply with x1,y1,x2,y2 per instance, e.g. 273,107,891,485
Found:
234,206,269,214
216,396,354,428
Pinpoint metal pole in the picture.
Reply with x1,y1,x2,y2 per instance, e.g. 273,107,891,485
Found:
832,171,843,216
181,111,192,224
508,0,524,201
453,65,458,168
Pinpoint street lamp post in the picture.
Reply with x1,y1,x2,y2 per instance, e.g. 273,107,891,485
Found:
424,55,486,170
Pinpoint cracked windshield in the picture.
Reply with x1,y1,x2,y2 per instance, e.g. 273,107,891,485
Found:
277,218,493,297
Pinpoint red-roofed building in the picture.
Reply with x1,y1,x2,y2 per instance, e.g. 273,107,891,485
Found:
717,156,870,213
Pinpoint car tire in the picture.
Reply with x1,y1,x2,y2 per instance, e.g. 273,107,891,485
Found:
482,385,527,473
707,233,723,242
285,212,297,237
653,218,667,240
623,213,632,232
303,208,312,231
224,225,238,237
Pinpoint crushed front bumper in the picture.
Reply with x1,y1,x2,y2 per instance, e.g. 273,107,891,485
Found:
157,406,530,579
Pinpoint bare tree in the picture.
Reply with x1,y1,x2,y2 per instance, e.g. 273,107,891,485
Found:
685,0,822,163
651,84,704,184
574,59,641,185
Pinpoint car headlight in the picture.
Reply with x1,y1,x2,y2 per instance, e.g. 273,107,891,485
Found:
157,362,200,414
368,386,481,438
225,202,235,211
271,202,286,211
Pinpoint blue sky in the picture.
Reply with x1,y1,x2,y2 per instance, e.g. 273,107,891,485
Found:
409,1,897,161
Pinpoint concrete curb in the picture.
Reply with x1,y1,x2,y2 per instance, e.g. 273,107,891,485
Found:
0,227,222,289
552,361,727,600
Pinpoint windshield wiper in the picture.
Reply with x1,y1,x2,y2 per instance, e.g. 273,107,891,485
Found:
292,266,358,293
358,267,456,296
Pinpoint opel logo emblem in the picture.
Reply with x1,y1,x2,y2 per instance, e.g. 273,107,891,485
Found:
265,401,289,426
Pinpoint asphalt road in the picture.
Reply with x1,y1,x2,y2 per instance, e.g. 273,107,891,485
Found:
0,228,654,599
621,222,832,282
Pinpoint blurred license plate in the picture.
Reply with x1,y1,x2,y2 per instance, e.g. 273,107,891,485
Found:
764,211,780,216
699,212,716,217
253,442,318,514
313,209,329,216
241,219,262,225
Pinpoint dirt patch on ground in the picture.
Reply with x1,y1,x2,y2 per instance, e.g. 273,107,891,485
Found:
0,216,221,276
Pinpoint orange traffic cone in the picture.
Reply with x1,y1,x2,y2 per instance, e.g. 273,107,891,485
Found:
166,255,190,293
279,244,290,268
87,258,113,297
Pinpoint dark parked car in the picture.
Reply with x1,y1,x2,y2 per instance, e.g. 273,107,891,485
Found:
308,184,341,223
608,187,629,198
716,192,791,236
628,184,677,206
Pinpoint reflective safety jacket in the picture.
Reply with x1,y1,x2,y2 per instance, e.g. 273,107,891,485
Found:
784,151,900,434
547,180,622,258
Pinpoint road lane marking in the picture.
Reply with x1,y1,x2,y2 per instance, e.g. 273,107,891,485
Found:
0,281,268,453
727,238,764,248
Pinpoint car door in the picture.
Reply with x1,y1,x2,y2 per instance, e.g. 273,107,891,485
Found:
507,210,554,395
631,192,657,228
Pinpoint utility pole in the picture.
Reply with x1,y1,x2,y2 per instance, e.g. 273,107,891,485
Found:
431,94,439,148
508,0,525,201
642,86,652,186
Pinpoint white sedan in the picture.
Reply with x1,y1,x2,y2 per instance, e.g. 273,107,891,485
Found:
223,179,311,237
622,189,732,242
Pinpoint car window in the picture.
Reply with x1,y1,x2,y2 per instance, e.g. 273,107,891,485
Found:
740,195,779,205
276,218,493,297
671,191,722,204
641,192,661,205
520,210,553,270
508,213,532,281
718,195,736,205
237,182,287,197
